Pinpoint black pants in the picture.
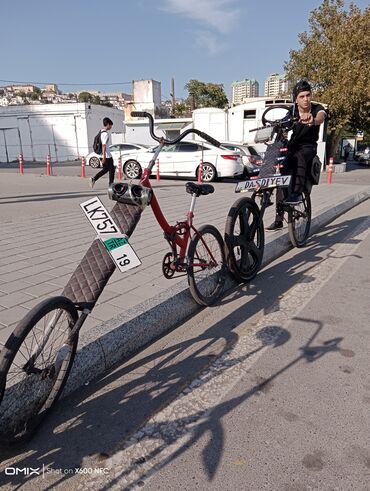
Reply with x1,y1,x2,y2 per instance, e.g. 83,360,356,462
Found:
93,157,115,185
275,145,316,221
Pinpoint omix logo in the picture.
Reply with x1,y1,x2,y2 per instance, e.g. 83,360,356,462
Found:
5,467,41,476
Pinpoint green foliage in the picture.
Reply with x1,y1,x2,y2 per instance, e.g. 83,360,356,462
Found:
285,0,370,154
185,80,228,109
78,91,94,103
78,92,106,106
172,101,188,117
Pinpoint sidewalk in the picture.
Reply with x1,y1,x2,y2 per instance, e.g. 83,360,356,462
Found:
0,165,369,395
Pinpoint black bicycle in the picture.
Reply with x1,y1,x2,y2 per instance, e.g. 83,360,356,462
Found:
225,104,321,282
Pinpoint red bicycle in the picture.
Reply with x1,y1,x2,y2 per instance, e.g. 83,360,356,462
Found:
109,111,226,306
0,112,226,446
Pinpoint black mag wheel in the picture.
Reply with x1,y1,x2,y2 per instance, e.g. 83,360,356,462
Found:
225,197,265,282
0,296,79,446
187,224,226,306
288,189,311,247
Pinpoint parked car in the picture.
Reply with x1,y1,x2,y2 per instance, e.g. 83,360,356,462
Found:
120,140,244,182
354,147,370,165
86,143,150,168
221,142,263,177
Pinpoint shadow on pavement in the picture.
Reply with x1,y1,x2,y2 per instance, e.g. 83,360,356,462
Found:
0,213,366,488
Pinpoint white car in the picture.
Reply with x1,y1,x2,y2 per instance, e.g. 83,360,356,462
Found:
221,142,263,177
86,143,150,168
120,141,244,182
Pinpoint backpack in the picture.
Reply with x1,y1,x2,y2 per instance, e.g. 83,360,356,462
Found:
93,130,106,154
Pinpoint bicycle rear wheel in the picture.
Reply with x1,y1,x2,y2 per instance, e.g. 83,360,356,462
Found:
288,189,311,247
0,296,79,445
225,197,264,282
187,224,226,306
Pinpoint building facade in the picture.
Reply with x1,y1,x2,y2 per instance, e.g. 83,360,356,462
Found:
264,74,290,97
231,79,259,105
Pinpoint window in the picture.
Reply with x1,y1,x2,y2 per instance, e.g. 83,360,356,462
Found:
243,110,256,119
161,144,177,152
247,146,259,156
177,142,200,152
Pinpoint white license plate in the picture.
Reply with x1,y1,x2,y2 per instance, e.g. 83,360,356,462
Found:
80,197,141,272
235,175,291,193
101,235,141,273
80,197,120,235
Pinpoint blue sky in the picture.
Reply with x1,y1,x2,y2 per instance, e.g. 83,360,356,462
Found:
1,0,368,101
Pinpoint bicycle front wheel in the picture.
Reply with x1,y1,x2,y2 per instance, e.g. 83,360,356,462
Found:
288,190,311,247
0,296,79,445
225,197,264,282
187,225,226,306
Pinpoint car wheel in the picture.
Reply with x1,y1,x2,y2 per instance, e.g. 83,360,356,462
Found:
200,163,217,182
89,156,101,168
123,160,142,179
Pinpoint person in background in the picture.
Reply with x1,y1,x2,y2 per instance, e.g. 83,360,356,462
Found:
90,117,114,188
266,80,327,231
344,143,351,162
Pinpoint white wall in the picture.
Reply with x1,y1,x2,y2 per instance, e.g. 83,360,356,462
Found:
192,108,228,141
0,103,123,162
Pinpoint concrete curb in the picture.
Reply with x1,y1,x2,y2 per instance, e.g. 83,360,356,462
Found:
62,187,370,396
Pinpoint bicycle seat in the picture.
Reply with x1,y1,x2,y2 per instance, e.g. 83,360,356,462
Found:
185,182,215,196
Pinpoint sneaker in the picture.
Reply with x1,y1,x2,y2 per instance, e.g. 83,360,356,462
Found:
284,193,302,205
266,220,283,231
89,177,95,189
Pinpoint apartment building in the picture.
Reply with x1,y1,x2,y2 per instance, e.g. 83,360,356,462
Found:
231,79,259,105
264,73,290,97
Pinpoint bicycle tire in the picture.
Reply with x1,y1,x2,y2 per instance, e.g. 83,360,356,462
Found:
288,189,311,247
225,197,264,282
187,224,226,306
0,296,79,445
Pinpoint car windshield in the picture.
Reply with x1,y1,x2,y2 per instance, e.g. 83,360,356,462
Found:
221,144,245,155
247,146,260,156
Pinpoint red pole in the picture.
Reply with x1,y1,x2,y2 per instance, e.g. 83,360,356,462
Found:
327,156,334,184
19,154,24,175
156,158,160,181
81,156,86,178
46,154,52,176
198,160,203,183
117,156,123,180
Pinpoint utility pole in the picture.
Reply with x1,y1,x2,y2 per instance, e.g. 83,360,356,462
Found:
170,77,175,114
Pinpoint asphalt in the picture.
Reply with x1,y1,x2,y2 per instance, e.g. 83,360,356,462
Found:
0,161,369,398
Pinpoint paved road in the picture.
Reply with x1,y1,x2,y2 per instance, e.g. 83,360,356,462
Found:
1,162,369,344
1,196,369,491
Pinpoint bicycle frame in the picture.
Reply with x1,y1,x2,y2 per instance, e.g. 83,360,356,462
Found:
138,144,213,270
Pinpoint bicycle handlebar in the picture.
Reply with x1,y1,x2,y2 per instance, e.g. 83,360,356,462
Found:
131,111,221,147
249,116,299,133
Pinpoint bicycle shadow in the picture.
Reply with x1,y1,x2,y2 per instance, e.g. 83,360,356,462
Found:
0,213,365,488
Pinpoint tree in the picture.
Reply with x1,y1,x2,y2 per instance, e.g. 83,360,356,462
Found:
78,91,94,103
185,80,228,110
285,0,370,157
172,101,189,117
